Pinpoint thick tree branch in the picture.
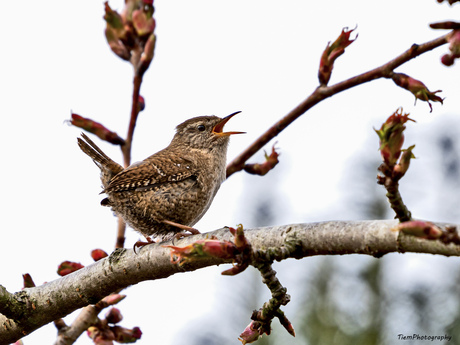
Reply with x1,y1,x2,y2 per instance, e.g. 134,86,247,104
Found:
1,219,460,344
226,32,451,177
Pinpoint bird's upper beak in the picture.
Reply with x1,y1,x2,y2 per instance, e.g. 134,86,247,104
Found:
212,111,246,137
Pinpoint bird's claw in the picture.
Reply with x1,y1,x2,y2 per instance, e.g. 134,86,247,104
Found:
133,237,156,253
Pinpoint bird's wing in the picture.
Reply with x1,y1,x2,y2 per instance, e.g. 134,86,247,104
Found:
105,155,197,193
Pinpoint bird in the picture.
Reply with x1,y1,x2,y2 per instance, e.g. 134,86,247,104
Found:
77,111,244,246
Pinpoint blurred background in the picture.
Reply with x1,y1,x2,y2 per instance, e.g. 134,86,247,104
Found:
1,0,460,344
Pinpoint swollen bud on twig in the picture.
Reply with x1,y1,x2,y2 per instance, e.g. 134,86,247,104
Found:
104,2,130,61
164,225,252,275
164,240,238,265
393,145,415,180
375,109,415,222
57,261,84,276
244,144,280,176
318,27,357,86
239,321,261,344
393,221,443,239
276,310,296,337
222,224,252,275
430,22,460,66
103,2,125,32
91,249,109,261
70,113,125,145
132,7,156,36
87,325,116,344
103,0,156,76
375,108,414,168
139,33,156,74
22,273,36,289
444,30,460,66
137,95,145,112
106,307,123,324
112,326,142,343
392,73,443,112
105,27,131,61
101,294,127,306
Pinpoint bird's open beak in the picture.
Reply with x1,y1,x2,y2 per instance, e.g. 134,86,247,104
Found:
212,111,246,137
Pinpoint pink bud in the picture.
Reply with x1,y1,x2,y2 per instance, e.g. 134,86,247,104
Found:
112,326,142,343
164,239,237,265
91,249,109,261
392,73,443,112
139,33,156,72
441,53,455,66
393,145,415,180
86,326,98,340
70,113,125,145
231,224,250,250
430,24,460,66
57,261,84,276
244,144,280,176
101,294,127,306
395,221,443,239
138,95,146,112
87,325,115,344
105,27,131,61
132,9,156,36
375,108,414,167
318,27,357,85
103,2,124,30
448,30,460,57
106,307,123,324
239,321,261,344
22,273,36,289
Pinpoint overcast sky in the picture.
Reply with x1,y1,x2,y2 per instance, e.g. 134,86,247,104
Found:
1,1,460,344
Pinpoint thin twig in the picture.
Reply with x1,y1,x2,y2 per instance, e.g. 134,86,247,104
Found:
117,71,144,248
122,73,143,168
378,164,412,222
115,215,127,249
226,32,450,178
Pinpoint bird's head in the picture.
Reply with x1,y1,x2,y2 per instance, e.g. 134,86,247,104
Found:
172,111,245,150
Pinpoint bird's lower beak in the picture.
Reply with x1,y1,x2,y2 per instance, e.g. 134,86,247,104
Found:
212,111,246,136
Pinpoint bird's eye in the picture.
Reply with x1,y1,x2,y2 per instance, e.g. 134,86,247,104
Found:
197,124,206,132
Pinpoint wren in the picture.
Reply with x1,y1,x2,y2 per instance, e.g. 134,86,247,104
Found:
78,112,244,243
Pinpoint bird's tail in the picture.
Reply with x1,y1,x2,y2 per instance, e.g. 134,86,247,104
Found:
78,133,124,189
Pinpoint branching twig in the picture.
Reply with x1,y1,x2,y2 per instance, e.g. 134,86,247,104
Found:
241,262,295,342
54,306,98,345
105,2,156,249
53,294,126,345
226,32,450,178
375,109,416,221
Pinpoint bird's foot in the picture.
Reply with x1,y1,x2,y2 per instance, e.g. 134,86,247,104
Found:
133,236,156,253
174,232,194,240
161,220,201,235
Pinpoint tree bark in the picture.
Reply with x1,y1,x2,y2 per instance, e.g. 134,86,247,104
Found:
1,219,459,344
